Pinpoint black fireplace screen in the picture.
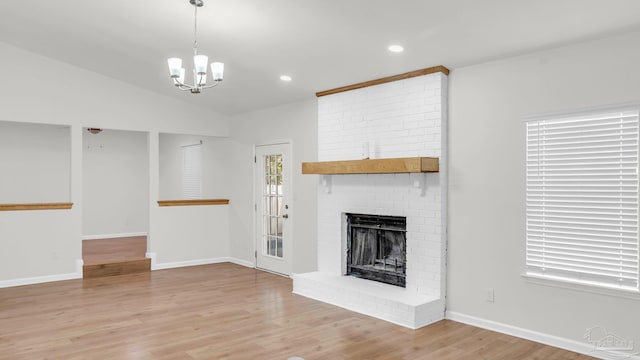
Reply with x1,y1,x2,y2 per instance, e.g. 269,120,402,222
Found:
346,213,406,287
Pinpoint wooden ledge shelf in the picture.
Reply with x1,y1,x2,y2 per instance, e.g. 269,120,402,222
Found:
0,202,73,211
302,157,439,175
157,199,230,207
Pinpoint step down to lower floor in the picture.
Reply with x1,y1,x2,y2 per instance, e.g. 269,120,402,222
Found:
83,257,151,278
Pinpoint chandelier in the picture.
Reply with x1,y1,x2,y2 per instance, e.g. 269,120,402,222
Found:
167,0,224,94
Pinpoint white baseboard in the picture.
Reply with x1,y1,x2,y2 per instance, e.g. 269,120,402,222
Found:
146,252,157,269
446,311,640,360
151,257,229,270
227,257,255,268
146,253,255,271
0,260,83,289
76,259,84,277
82,232,148,240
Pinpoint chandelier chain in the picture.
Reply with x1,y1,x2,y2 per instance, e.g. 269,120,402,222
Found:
193,3,198,52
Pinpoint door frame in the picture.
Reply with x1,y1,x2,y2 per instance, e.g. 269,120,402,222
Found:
253,140,294,276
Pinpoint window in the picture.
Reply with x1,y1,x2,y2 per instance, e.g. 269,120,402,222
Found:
526,107,639,291
182,143,202,199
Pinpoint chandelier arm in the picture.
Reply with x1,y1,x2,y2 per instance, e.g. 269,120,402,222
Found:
174,83,190,90
176,83,192,90
199,82,222,90
173,78,195,91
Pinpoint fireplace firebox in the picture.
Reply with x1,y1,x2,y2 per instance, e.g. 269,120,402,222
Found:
345,213,406,287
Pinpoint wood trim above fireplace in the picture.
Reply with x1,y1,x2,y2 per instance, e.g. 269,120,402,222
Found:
301,157,438,174
315,66,450,97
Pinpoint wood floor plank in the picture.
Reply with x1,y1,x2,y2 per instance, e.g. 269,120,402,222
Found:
0,263,597,360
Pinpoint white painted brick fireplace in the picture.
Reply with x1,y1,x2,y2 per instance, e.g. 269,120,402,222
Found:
293,70,448,329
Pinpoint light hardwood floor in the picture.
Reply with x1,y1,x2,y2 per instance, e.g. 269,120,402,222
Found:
0,263,596,359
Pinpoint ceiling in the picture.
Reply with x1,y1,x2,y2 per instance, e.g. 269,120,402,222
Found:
2,0,640,116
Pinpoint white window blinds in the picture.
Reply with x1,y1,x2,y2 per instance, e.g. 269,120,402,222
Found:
182,143,202,199
526,109,640,291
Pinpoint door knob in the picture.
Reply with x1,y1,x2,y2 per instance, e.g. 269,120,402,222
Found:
282,214,289,219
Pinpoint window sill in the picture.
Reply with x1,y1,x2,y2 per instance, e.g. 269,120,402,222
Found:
0,202,73,211
522,273,640,301
157,199,229,207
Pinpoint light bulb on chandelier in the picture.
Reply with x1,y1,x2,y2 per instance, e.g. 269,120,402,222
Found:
167,0,224,94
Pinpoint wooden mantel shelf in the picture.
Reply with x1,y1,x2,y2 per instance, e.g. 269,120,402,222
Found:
302,157,439,175
157,199,230,207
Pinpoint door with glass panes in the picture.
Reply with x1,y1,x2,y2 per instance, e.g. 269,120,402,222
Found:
255,143,292,275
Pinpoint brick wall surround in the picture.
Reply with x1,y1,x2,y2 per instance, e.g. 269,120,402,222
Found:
293,70,448,329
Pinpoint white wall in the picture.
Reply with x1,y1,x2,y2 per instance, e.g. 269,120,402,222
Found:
448,29,640,347
0,43,228,135
0,122,70,203
0,210,77,281
151,205,230,265
0,41,230,284
83,129,148,236
229,99,318,273
159,133,231,200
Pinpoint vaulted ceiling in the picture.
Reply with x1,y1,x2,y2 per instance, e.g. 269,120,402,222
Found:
2,0,640,115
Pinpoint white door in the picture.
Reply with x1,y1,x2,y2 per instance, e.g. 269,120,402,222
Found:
255,143,292,275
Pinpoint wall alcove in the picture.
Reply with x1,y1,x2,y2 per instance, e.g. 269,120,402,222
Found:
158,133,230,205
0,121,71,210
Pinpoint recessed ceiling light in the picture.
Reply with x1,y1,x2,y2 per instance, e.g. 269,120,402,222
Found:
280,75,292,82
388,45,404,53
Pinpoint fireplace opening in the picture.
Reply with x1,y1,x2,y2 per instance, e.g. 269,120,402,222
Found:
345,213,406,287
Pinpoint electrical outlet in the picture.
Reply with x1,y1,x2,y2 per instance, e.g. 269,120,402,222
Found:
486,288,495,303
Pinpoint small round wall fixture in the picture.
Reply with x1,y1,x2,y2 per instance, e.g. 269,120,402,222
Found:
87,128,103,134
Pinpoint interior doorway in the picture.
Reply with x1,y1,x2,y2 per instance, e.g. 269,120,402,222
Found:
81,128,150,277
